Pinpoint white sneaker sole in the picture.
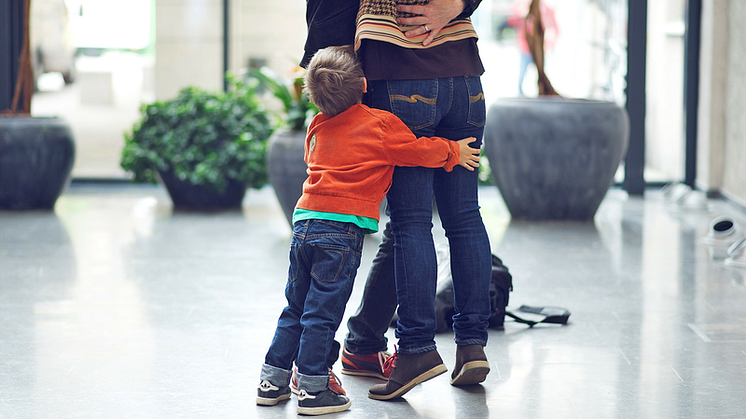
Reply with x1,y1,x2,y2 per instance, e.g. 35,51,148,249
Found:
297,400,351,415
450,360,490,386
256,393,290,406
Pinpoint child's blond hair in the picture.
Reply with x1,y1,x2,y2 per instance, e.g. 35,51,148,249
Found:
303,46,365,117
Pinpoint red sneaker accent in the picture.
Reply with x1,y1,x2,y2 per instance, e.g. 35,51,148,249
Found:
382,346,397,374
290,367,346,396
328,369,346,395
340,345,393,380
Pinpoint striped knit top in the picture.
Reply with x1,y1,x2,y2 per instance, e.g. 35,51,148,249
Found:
354,0,479,51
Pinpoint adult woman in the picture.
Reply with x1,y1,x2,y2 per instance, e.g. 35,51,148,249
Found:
303,0,493,399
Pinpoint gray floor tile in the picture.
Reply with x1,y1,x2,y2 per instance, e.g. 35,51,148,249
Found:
1,184,745,418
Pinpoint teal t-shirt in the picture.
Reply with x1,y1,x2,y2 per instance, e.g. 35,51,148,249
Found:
293,209,379,234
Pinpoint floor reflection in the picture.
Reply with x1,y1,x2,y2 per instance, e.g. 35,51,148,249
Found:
0,185,744,418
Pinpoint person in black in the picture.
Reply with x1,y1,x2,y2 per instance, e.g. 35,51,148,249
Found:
302,0,494,400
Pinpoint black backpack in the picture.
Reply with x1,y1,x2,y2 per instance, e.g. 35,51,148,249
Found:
391,251,570,332
434,254,513,333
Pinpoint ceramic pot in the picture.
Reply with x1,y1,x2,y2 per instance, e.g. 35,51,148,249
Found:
266,130,307,226
484,97,629,220
0,116,75,210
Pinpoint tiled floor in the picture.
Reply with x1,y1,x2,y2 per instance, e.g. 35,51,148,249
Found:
1,184,745,419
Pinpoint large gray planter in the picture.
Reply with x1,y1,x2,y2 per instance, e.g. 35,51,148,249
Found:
0,117,75,210
266,129,307,226
484,98,629,220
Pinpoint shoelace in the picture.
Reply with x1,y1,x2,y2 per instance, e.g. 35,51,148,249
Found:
329,370,342,388
382,345,398,372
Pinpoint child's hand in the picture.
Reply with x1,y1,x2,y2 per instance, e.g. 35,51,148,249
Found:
457,137,480,171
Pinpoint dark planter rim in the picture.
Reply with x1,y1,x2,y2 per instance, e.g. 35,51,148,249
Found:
156,169,248,211
0,115,63,120
494,97,621,106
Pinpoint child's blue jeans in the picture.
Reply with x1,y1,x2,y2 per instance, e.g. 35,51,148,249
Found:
263,219,363,393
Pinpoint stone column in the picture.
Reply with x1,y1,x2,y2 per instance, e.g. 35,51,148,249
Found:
696,0,729,194
722,0,746,204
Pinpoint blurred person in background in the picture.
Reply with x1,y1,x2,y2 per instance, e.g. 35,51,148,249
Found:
507,0,558,95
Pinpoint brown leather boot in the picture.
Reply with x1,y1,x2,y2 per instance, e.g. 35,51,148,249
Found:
450,344,490,386
368,349,447,400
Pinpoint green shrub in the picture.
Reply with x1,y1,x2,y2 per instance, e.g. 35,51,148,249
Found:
247,66,318,132
478,153,494,186
121,80,273,192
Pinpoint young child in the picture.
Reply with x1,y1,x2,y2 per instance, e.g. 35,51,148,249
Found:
256,45,480,416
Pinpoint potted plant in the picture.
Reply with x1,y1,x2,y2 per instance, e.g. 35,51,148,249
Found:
0,0,76,210
120,79,273,210
483,0,629,220
248,66,318,226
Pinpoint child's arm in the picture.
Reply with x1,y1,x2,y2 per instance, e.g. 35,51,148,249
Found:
379,112,478,172
457,137,480,171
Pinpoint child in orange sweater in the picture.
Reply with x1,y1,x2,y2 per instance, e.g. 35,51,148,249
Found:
256,45,479,416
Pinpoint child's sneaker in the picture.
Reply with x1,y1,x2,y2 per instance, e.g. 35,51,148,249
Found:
340,346,392,379
297,388,351,416
256,380,291,406
290,367,346,395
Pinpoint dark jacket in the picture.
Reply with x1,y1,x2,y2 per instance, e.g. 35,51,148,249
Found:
301,0,481,68
301,0,359,68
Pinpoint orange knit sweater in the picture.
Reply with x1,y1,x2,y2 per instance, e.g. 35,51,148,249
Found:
295,104,460,221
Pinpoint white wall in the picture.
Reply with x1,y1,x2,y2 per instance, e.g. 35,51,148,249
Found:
154,0,306,101
696,0,729,192
155,0,224,100
697,0,746,206
236,0,306,76
722,0,746,205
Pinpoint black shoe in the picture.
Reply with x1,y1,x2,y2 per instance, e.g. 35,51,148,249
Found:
256,380,291,406
450,344,490,386
368,349,447,400
297,388,351,415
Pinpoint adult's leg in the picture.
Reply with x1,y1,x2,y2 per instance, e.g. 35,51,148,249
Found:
433,166,491,344
342,81,403,357
368,165,449,400
367,78,447,400
369,78,443,353
518,51,533,95
433,75,492,345
433,75,492,386
344,220,396,355
387,166,439,353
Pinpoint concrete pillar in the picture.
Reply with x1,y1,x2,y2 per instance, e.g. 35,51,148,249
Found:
696,0,729,193
722,0,746,205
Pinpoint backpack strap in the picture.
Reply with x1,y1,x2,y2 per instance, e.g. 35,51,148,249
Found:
505,305,571,328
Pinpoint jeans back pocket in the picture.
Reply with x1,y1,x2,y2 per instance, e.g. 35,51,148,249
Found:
387,79,438,131
288,241,301,283
465,76,486,128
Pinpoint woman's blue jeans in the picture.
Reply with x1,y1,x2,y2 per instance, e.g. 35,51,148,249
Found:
264,219,363,387
346,77,492,354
